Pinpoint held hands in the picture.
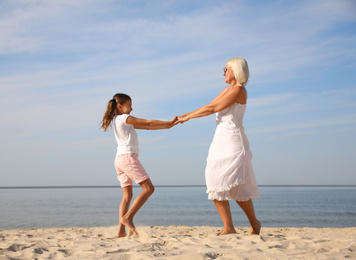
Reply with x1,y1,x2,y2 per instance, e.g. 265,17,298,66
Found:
177,114,190,124
169,116,179,128
167,114,189,129
169,114,189,128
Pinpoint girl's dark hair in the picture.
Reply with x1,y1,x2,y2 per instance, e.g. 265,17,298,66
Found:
100,93,131,131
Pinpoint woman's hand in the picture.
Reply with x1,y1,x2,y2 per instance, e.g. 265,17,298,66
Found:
177,114,190,124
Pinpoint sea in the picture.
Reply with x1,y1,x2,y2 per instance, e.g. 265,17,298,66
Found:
0,185,355,230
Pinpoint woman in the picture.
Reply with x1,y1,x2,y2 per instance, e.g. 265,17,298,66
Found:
178,57,261,236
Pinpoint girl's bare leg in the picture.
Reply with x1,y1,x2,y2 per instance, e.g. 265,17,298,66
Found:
120,178,155,235
213,200,237,236
236,199,261,235
118,186,133,237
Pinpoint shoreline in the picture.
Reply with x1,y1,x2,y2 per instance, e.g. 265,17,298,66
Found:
1,225,355,259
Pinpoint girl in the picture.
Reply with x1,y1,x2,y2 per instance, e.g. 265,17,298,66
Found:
100,93,177,237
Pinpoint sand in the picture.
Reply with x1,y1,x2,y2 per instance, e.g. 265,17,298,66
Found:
0,225,355,259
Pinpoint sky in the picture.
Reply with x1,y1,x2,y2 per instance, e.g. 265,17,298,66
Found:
0,0,355,187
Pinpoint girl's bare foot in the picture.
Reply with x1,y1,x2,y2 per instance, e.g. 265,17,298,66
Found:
120,217,138,235
250,220,261,235
117,225,126,238
218,228,237,236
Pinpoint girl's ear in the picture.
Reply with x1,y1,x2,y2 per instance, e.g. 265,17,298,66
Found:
116,104,121,113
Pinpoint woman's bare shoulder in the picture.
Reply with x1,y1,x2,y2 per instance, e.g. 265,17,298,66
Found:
236,87,247,104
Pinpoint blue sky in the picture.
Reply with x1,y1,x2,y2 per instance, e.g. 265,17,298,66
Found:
0,0,355,186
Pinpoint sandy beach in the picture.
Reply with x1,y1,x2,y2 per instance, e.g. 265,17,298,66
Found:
0,225,355,259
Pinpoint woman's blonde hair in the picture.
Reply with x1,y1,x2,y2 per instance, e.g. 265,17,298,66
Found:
226,57,250,86
100,93,131,132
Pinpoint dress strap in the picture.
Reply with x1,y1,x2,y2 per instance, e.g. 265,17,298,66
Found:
222,86,232,96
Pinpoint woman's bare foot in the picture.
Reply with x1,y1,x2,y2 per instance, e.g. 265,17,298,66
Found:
120,216,138,235
250,220,261,235
218,228,237,236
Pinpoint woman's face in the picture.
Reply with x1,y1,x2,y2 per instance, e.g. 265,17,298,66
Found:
223,64,235,84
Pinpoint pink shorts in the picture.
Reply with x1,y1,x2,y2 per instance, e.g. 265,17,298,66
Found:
114,153,149,187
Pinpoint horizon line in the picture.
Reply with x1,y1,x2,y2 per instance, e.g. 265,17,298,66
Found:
0,184,355,189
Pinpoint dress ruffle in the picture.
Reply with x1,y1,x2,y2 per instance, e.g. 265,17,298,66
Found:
207,177,260,201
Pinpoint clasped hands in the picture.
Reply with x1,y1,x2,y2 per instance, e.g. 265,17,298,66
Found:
170,114,190,127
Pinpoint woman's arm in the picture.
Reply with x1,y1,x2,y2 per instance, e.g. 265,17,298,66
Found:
178,86,244,123
126,116,178,130
179,87,228,118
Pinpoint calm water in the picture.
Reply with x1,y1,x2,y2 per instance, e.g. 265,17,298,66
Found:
0,186,355,230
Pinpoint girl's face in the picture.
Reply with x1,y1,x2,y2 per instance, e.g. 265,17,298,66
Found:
223,63,236,85
118,100,133,114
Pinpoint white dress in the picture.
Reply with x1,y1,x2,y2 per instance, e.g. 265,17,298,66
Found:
205,102,260,201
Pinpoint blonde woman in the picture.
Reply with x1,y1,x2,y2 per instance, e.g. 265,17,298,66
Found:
178,58,261,235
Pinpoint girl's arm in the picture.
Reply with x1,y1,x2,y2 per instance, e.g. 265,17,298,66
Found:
126,116,178,130
178,86,243,123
